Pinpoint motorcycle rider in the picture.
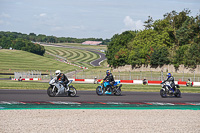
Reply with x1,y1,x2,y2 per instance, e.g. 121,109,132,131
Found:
55,70,69,88
164,73,175,91
103,70,115,94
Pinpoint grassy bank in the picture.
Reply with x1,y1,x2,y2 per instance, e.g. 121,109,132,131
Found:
0,49,80,78
45,46,99,68
0,80,199,93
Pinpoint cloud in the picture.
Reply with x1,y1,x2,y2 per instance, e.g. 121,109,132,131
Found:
39,13,47,17
123,16,144,30
0,13,10,18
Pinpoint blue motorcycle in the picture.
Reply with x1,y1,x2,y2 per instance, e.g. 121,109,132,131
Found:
96,80,122,96
160,81,181,98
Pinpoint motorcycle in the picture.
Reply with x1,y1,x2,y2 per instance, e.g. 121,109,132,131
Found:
160,81,181,98
47,77,77,97
96,80,122,96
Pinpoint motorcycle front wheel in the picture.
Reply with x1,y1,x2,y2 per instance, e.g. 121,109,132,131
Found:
96,86,104,95
47,86,57,97
68,86,77,97
160,89,167,98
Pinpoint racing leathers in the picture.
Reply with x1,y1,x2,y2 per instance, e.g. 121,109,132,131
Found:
164,76,175,90
103,73,115,92
57,73,69,88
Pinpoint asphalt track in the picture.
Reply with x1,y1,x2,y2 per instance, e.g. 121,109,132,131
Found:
89,50,106,66
0,90,200,103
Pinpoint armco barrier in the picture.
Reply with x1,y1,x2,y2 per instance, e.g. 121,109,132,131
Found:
120,80,133,83
11,78,200,86
178,81,187,85
148,81,162,84
71,79,200,86
75,79,85,81
12,78,41,81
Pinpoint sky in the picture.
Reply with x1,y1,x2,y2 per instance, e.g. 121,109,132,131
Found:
0,0,199,39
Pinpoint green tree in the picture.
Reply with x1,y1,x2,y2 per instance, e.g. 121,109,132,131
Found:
106,31,137,67
185,43,200,68
150,47,170,66
144,16,153,29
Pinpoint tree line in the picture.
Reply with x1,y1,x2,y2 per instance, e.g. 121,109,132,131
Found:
106,9,200,69
0,31,110,56
0,34,45,56
0,31,110,45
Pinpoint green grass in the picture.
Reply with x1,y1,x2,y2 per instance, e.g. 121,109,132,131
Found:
0,80,48,90
56,43,107,51
0,80,199,93
45,46,99,68
0,49,79,77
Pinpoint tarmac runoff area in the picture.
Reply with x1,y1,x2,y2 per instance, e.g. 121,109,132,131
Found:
0,103,200,132
0,109,200,133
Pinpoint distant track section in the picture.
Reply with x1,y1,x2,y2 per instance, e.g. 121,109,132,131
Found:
89,50,106,66
40,43,106,67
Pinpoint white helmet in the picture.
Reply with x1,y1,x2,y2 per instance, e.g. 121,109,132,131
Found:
55,70,61,76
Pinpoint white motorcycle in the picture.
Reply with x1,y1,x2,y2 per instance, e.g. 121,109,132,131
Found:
160,81,181,98
47,77,77,97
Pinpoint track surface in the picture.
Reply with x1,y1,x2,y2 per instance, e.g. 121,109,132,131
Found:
89,50,106,66
0,90,200,103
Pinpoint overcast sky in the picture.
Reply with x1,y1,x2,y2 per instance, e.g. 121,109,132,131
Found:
0,0,199,39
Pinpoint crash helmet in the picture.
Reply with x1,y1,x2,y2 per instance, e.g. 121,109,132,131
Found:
167,73,171,78
106,70,110,76
55,70,61,76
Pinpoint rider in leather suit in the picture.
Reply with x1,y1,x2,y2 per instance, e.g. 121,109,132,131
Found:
103,70,115,92
164,73,175,90
55,70,69,88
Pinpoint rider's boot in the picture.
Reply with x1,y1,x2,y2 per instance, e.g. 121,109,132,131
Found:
105,91,112,94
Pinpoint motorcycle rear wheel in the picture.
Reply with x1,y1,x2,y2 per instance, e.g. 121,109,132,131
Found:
174,89,181,97
114,87,121,96
47,86,57,97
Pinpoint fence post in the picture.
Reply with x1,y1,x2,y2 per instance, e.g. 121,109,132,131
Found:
75,70,76,79
119,71,120,80
194,71,195,82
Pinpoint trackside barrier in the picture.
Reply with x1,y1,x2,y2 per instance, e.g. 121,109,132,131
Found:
193,82,200,86
11,78,200,86
120,80,133,83
71,79,200,86
12,78,41,81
